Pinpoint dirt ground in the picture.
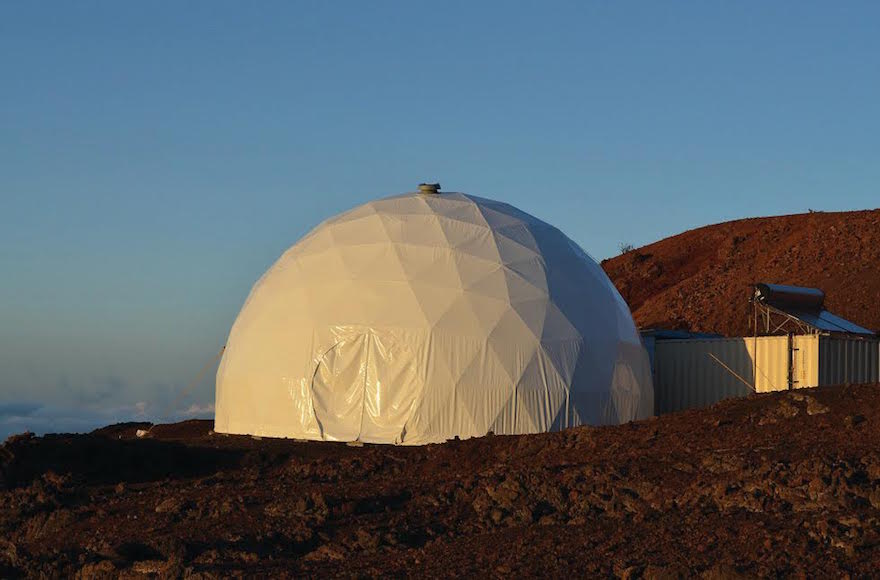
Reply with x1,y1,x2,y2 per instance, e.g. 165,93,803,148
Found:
1,383,879,578
603,209,880,336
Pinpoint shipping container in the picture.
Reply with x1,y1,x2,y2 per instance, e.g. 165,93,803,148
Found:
652,334,879,414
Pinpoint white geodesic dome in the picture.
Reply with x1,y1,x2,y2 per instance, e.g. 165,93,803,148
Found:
215,189,652,444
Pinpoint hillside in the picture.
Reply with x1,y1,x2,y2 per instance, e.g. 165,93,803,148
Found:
602,209,880,336
2,384,879,577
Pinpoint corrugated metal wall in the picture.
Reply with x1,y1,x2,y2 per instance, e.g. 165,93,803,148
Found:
818,337,880,385
653,334,880,414
642,335,656,375
654,337,788,414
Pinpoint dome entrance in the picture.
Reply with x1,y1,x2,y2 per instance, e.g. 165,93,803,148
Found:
311,330,419,443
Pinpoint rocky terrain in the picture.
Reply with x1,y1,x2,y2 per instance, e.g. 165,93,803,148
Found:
2,383,879,578
603,209,880,336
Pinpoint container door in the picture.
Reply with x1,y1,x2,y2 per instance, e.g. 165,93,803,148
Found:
792,335,818,388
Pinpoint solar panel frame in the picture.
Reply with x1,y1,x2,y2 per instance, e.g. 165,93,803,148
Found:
779,307,875,335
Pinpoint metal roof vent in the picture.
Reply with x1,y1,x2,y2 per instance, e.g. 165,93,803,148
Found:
418,183,440,194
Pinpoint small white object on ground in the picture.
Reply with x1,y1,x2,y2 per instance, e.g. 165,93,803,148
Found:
136,429,149,438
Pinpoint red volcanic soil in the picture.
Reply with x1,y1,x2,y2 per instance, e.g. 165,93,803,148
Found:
602,209,880,336
2,384,880,577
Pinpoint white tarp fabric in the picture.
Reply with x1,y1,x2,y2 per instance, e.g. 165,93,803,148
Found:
215,191,653,444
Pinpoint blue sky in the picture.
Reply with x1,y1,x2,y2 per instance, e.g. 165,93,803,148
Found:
2,2,879,437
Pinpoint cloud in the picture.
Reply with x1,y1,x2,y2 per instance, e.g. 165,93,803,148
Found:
0,370,218,441
56,374,131,406
181,403,215,416
0,402,43,420
0,403,117,441
0,399,215,442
